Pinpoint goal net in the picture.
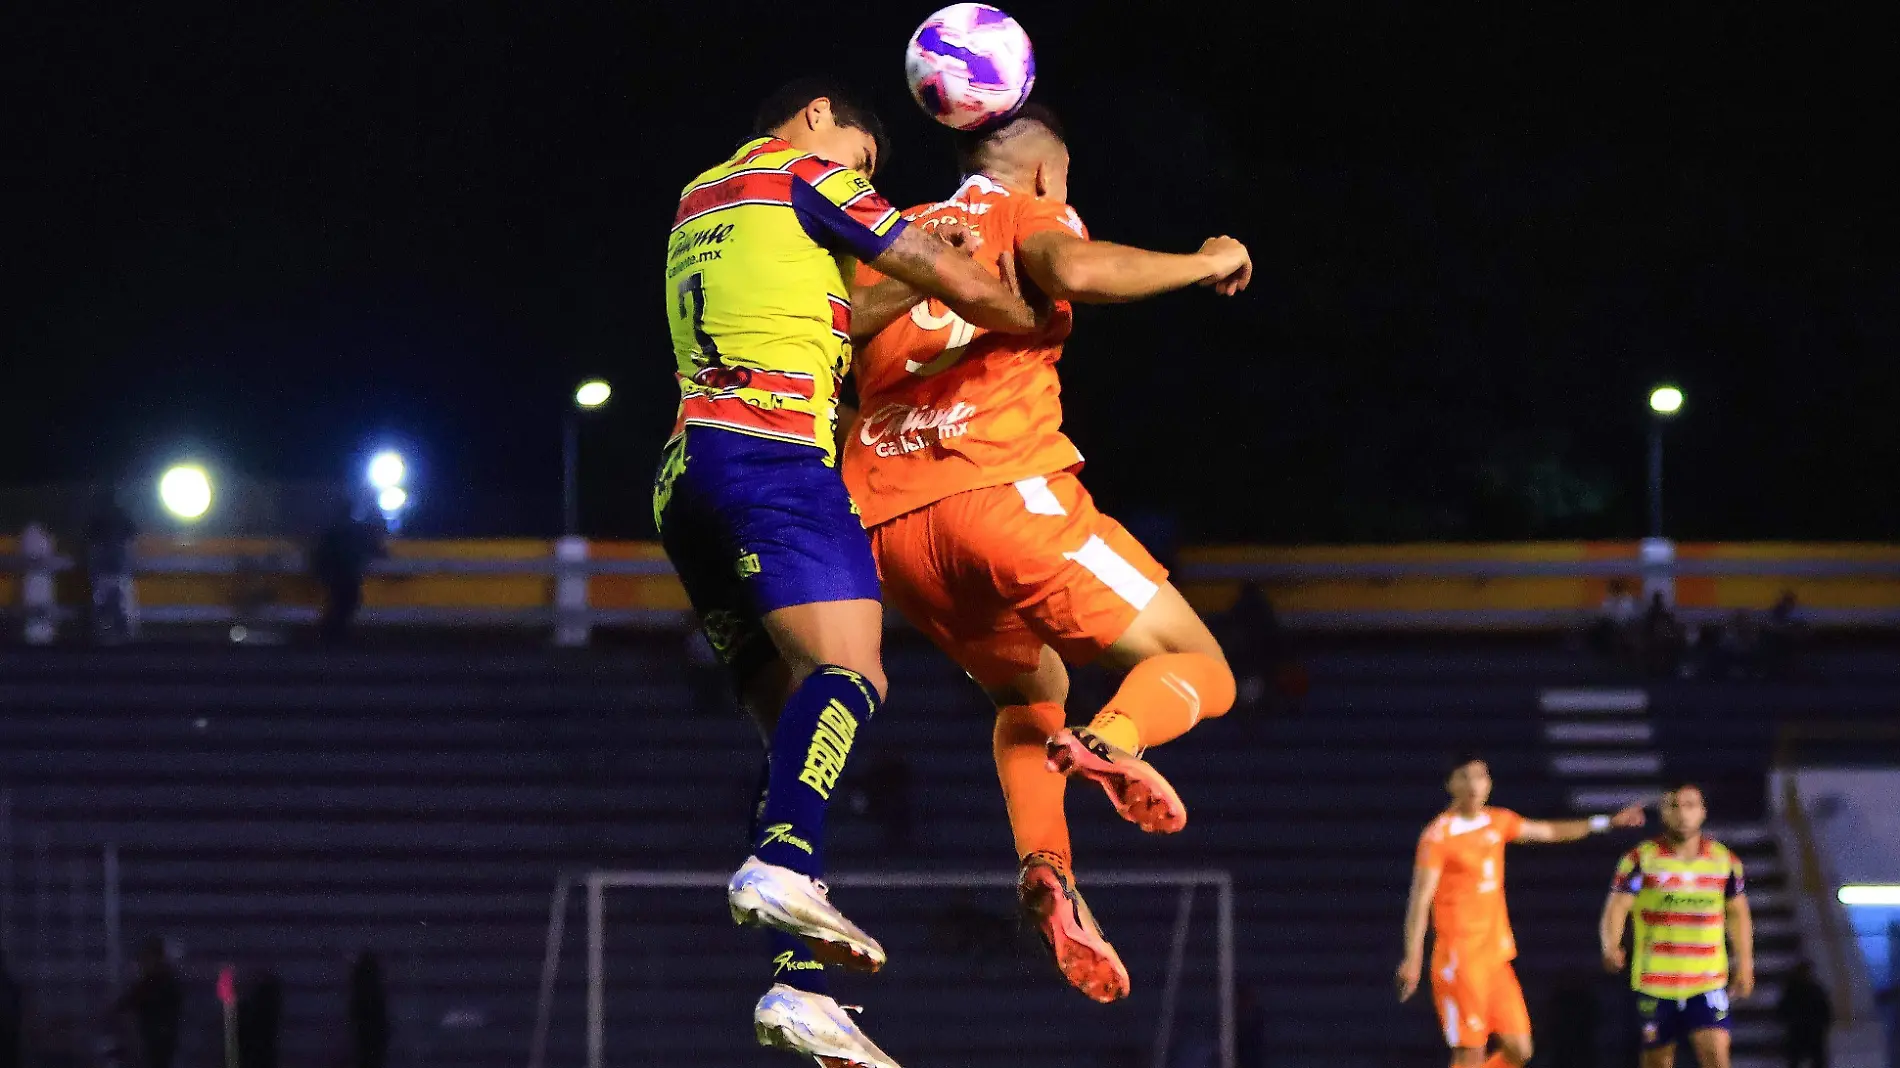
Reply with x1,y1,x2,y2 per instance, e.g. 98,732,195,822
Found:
529,869,1234,1068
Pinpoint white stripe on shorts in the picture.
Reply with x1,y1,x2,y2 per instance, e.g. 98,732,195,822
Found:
1063,535,1160,611
1013,476,1068,516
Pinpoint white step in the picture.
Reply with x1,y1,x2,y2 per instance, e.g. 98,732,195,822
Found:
1552,751,1664,777
1709,823,1773,847
1571,785,1662,811
1539,688,1650,713
1545,720,1655,744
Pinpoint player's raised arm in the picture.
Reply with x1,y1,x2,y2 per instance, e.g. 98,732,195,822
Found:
868,224,1040,334
847,221,982,341
1018,229,1252,304
1395,850,1442,1001
1514,802,1646,843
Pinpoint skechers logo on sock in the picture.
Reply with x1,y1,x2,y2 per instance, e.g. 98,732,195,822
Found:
797,699,859,800
772,950,825,976
760,823,814,856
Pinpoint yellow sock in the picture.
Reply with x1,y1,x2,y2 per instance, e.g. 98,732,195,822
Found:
1086,709,1142,753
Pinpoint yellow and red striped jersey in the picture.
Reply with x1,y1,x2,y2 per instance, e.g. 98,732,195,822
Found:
665,137,906,463
1613,837,1745,997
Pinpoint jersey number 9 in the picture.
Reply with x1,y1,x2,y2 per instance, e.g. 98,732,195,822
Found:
903,301,977,377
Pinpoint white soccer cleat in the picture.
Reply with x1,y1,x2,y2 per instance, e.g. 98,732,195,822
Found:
728,856,887,972
754,984,903,1068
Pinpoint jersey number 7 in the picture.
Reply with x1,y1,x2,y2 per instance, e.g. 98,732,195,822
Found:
676,273,722,365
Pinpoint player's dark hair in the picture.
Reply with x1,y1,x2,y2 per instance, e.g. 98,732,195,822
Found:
1662,780,1704,798
754,77,890,167
955,101,1066,173
1445,751,1486,778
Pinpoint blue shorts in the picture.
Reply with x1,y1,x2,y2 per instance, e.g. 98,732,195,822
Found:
1637,990,1732,1049
653,427,880,688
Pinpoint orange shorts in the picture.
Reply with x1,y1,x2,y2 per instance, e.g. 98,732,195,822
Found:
1431,956,1531,1048
868,472,1168,689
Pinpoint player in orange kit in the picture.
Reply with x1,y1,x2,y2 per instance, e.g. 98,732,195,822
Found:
839,104,1252,1003
1396,755,1647,1067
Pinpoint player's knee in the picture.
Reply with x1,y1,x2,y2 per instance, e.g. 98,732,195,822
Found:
1498,1035,1533,1064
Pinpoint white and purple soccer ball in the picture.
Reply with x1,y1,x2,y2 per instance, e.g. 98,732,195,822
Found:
904,4,1036,132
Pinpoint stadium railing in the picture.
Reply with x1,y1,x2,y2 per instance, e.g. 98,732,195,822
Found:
7,529,1900,643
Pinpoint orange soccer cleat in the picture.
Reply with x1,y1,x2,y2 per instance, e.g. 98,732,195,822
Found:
1019,855,1130,1004
1045,727,1187,834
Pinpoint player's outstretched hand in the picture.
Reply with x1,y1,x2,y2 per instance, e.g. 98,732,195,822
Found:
1394,956,1421,1002
1601,945,1627,974
1611,803,1646,829
1196,235,1252,296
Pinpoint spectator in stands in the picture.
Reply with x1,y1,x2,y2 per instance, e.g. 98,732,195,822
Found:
1641,592,1684,677
114,937,181,1068
1774,959,1831,1068
0,951,21,1068
1594,579,1641,658
348,951,390,1068
1720,609,1762,678
311,502,387,644
1761,591,1807,676
236,969,282,1068
83,489,140,644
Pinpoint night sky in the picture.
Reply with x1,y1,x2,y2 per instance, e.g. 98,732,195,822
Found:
7,4,1892,542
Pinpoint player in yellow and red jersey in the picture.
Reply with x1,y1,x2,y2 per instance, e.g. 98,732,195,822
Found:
838,104,1252,1003
653,79,1040,1068
1397,755,1647,1067
1599,783,1754,1068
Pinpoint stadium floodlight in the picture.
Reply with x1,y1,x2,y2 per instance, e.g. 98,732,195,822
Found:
367,450,406,490
574,379,612,409
1649,385,1684,417
564,379,613,537
158,464,213,521
1838,884,1900,906
377,486,409,514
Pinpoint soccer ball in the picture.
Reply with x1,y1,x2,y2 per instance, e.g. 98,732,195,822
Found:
904,4,1036,132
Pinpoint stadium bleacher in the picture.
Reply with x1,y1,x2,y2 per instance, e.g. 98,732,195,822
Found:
0,642,1893,1066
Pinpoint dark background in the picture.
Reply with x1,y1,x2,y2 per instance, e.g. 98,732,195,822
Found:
6,3,1892,541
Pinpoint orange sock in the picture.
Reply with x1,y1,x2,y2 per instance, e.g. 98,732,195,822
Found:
1087,652,1236,753
993,702,1071,868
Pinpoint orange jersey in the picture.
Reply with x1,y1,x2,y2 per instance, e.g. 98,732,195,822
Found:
843,174,1088,528
1417,807,1526,967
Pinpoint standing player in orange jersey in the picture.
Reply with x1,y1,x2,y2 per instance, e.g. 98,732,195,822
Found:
838,103,1253,1004
1397,755,1648,1067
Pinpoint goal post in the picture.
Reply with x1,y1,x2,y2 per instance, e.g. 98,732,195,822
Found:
529,868,1235,1068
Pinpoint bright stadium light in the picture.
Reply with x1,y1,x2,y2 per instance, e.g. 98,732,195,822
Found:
574,379,612,409
158,464,213,521
1838,884,1900,906
378,486,409,514
1649,385,1684,416
367,450,406,490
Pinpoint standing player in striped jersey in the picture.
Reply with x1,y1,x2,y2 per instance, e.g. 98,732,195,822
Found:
1397,756,1646,1067
838,104,1253,1003
654,79,1040,1068
1599,783,1755,1068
